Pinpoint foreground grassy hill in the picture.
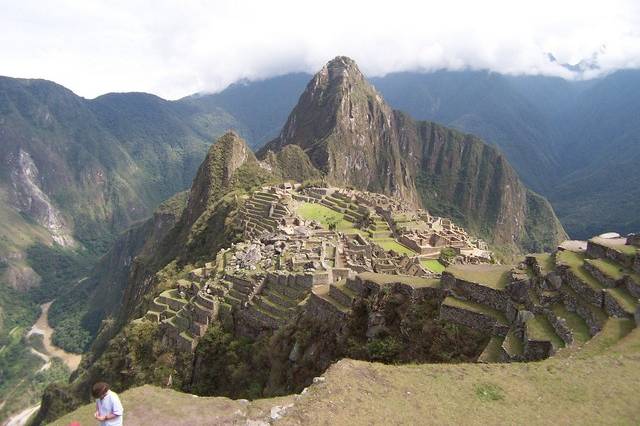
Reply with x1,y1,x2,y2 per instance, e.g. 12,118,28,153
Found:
54,320,640,425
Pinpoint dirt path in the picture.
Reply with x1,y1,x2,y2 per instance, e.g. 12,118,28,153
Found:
27,302,81,371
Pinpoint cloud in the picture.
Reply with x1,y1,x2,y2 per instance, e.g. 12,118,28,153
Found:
1,0,638,99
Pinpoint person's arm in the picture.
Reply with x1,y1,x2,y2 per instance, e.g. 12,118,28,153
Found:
109,392,124,419
101,413,120,420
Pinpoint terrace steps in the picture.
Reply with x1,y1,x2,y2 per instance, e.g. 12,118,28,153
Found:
313,284,351,313
328,279,357,307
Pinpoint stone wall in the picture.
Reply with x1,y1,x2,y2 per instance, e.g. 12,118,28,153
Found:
439,304,509,337
583,262,617,288
603,291,632,318
441,273,517,322
586,241,633,268
345,275,444,301
627,234,640,248
306,292,350,324
624,275,640,298
558,285,603,336
544,309,573,345
558,266,603,307
523,336,554,361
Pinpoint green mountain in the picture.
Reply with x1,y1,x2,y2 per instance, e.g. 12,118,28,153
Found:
0,77,239,420
181,73,312,149
260,57,566,254
187,69,640,239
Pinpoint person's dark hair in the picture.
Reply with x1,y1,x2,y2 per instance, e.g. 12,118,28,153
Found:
92,382,109,399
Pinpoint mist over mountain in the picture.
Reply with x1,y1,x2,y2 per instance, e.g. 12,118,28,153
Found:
189,67,640,239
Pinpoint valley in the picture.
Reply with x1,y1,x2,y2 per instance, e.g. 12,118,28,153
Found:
28,302,81,372
0,55,637,425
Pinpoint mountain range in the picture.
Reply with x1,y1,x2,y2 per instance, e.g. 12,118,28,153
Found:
0,55,637,421
189,67,640,240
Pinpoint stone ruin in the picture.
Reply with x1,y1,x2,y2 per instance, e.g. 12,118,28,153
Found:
138,184,639,366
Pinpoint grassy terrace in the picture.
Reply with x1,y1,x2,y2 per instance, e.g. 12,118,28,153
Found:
445,264,512,290
559,281,608,323
313,284,350,312
556,318,635,360
590,237,638,256
442,296,508,324
296,202,358,232
556,250,605,292
587,257,640,283
420,259,445,273
586,258,626,280
358,272,441,288
372,238,416,255
551,304,590,344
526,315,564,349
606,288,639,314
57,324,640,426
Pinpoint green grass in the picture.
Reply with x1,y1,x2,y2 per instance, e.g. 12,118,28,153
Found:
445,264,512,290
558,318,635,360
591,238,638,256
587,258,640,284
474,382,505,401
52,384,295,426
551,304,590,344
420,259,445,273
372,238,416,255
526,315,565,349
275,340,640,425
296,202,357,231
54,320,640,425
556,251,606,292
358,272,441,288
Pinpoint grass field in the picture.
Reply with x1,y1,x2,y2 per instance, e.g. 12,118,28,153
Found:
296,202,359,232
372,238,416,255
445,264,512,289
53,321,640,425
358,271,441,288
420,259,445,273
52,385,295,426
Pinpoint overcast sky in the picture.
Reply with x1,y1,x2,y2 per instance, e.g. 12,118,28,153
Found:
2,0,639,99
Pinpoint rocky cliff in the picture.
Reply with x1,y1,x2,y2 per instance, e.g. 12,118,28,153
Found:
260,57,566,255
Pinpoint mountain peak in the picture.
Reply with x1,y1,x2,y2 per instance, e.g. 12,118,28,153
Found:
310,56,371,97
258,59,566,252
181,131,255,226
320,56,362,82
258,56,392,178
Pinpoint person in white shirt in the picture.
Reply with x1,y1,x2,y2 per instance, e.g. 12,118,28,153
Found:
92,382,124,426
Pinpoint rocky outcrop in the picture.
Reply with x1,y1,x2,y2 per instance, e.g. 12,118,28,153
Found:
260,57,566,254
7,149,76,248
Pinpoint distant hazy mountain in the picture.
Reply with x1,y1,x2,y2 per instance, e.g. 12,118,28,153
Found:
181,73,311,149
190,68,640,239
